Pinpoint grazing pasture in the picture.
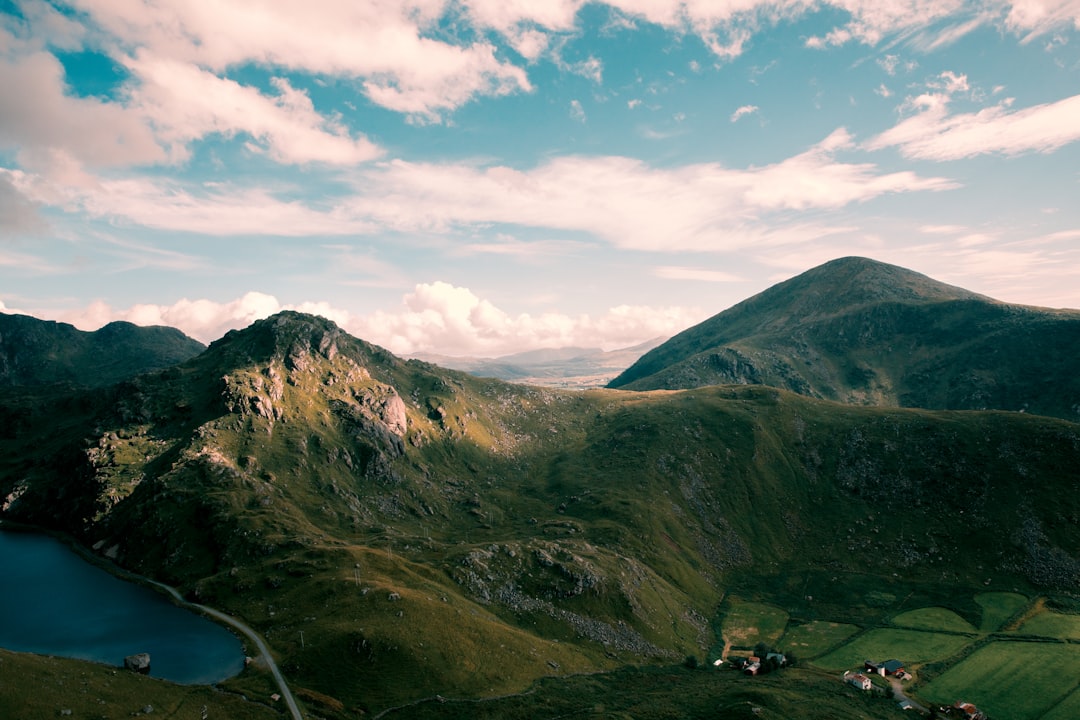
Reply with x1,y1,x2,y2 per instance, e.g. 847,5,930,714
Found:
1042,684,1080,720
813,628,971,671
974,592,1028,632
780,621,860,659
919,642,1080,720
1017,610,1080,640
891,607,976,634
719,599,789,650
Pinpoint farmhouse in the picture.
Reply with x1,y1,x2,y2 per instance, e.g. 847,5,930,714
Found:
744,656,761,675
847,673,873,691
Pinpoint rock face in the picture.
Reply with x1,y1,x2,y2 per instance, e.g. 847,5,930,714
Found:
124,652,151,674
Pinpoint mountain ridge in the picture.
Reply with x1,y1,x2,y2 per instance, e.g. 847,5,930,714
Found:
0,312,206,388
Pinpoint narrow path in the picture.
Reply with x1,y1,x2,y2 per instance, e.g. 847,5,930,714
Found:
889,677,928,714
142,579,304,720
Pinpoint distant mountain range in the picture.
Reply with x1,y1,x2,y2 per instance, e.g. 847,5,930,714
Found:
610,256,1080,422
0,312,205,388
412,337,666,387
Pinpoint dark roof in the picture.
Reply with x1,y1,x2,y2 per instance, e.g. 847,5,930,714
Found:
884,659,905,671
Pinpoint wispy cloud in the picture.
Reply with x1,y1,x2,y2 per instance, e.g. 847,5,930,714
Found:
866,89,1080,160
339,130,955,253
655,266,744,282
730,104,760,122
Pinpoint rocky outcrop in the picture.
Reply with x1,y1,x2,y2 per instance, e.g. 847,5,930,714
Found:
124,652,151,674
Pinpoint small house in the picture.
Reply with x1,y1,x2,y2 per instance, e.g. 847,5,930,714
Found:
766,652,787,667
847,673,872,691
744,656,761,676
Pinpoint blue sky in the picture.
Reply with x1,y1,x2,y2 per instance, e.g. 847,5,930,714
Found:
2,1,1079,356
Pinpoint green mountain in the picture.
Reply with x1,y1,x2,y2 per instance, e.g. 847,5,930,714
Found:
608,257,1080,421
0,312,205,388
2,310,1077,717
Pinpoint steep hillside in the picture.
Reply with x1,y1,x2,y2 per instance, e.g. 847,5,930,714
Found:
0,312,205,388
608,257,1080,421
1,311,1077,716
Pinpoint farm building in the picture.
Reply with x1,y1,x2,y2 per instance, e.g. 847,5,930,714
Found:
883,659,905,675
953,701,987,720
744,656,761,675
847,673,873,691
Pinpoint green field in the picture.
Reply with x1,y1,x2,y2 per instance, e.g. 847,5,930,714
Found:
1017,610,1080,640
920,642,1080,720
892,607,976,634
780,621,860,659
975,592,1029,632
720,600,790,650
814,628,972,671
1042,685,1080,720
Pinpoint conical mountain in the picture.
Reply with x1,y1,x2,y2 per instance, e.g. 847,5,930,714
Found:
609,257,1080,420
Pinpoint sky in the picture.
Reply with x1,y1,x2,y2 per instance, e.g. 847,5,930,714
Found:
2,1,1080,357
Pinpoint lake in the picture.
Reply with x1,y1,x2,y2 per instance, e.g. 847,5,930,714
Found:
0,529,245,684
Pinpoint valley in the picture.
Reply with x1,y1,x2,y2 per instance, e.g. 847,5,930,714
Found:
0,259,1077,719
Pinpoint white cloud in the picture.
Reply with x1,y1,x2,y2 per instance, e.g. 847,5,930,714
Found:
12,169,376,237
866,89,1080,160
11,126,956,244
42,283,706,356
570,99,587,122
67,0,532,121
0,171,46,235
1004,0,1080,39
0,51,165,172
338,131,954,253
730,104,760,122
655,266,744,282
124,52,381,165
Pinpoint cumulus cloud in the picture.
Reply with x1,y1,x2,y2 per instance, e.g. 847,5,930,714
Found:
67,0,532,121
0,51,166,172
43,284,706,356
123,53,381,165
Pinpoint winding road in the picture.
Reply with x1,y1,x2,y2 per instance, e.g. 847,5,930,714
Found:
144,579,304,720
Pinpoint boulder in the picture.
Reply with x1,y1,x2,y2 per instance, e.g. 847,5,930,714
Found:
124,653,151,674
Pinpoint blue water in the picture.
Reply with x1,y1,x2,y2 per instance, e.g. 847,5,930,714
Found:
0,530,245,684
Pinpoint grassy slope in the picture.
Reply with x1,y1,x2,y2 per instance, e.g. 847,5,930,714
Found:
608,258,1080,422
1,312,1078,716
0,649,280,720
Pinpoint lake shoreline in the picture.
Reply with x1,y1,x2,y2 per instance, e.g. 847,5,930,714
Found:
0,520,248,685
